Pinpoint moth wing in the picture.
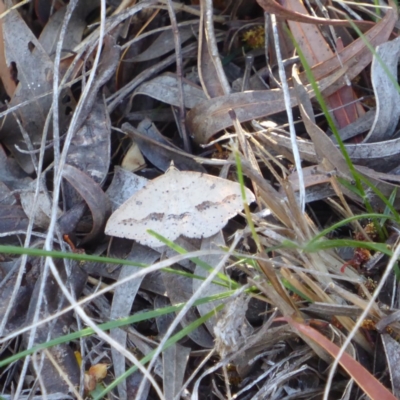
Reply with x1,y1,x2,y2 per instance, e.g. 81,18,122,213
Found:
180,177,255,239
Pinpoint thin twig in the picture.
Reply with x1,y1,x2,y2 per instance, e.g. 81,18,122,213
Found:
271,13,305,213
166,0,191,153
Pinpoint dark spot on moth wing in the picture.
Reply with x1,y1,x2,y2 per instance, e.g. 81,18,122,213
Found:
195,200,219,212
136,200,143,206
195,194,240,212
121,212,165,226
167,212,191,221
145,212,164,221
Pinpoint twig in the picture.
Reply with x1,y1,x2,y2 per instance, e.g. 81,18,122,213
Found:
271,13,305,213
201,0,231,95
166,0,191,153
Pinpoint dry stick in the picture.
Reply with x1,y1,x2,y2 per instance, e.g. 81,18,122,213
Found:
270,13,305,213
202,0,231,95
264,12,281,89
196,0,207,98
166,0,191,153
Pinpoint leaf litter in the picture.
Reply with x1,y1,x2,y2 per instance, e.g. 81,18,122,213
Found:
1,1,400,399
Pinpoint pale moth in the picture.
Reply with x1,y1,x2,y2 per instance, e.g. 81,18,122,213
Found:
105,165,255,247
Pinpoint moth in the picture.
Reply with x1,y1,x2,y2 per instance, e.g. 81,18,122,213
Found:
105,166,255,247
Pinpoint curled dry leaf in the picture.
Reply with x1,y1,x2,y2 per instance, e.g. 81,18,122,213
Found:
187,69,346,145
38,0,100,57
62,164,111,244
363,35,400,142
